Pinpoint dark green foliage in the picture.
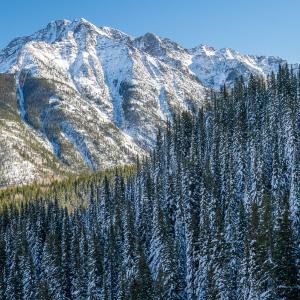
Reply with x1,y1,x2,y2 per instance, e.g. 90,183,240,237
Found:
0,65,300,299
0,73,18,119
22,77,57,129
0,74,16,104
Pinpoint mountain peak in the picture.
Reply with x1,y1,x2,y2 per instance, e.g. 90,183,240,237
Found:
17,18,128,46
143,32,161,42
39,17,104,42
73,17,89,24
47,19,71,27
133,32,166,56
0,18,293,185
190,44,217,56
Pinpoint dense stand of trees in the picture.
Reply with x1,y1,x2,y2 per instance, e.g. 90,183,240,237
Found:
0,65,300,299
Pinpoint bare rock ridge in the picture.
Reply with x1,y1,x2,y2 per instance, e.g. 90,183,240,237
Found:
0,18,289,186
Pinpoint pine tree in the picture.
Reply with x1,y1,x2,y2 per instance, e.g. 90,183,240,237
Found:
273,193,299,299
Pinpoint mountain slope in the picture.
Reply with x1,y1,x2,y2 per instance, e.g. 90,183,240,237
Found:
1,67,299,299
0,18,290,186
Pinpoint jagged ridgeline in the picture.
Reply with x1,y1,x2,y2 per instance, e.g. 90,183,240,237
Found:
0,18,291,187
1,65,300,299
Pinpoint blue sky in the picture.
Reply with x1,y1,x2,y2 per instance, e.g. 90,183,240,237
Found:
1,0,300,62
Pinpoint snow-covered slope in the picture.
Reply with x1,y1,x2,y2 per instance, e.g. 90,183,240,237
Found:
188,45,287,88
0,18,289,185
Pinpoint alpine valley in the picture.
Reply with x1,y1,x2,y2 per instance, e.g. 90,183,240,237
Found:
0,17,300,300
0,18,290,186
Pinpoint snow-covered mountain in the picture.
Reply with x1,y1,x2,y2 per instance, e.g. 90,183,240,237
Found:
0,18,289,186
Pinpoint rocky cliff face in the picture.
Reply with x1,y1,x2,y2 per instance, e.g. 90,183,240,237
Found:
0,18,289,186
